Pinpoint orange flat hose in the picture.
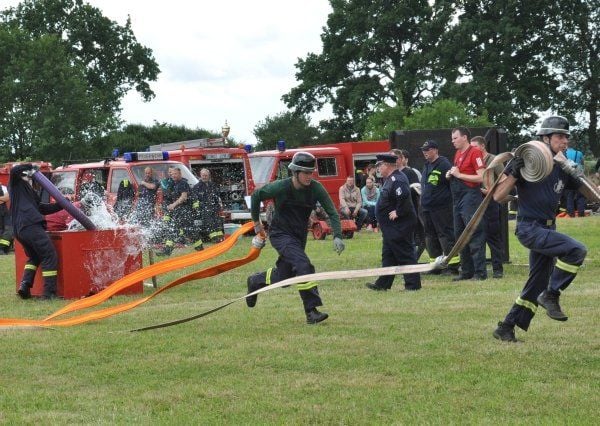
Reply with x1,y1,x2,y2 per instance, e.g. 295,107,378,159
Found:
0,222,257,328
45,221,254,320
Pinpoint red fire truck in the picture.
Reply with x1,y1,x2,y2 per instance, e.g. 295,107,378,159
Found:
248,140,390,206
50,151,198,207
150,138,255,222
248,140,390,239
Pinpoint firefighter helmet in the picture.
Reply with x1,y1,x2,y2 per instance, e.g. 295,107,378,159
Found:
288,152,316,172
537,116,570,136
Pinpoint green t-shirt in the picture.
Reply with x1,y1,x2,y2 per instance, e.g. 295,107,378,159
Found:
251,178,342,239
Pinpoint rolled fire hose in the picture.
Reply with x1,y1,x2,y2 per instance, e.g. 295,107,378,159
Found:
131,140,580,331
33,170,97,231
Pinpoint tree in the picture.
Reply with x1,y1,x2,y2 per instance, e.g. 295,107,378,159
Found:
283,0,454,139
436,0,559,142
403,99,492,130
0,0,159,162
0,25,99,162
548,0,599,155
93,123,220,157
363,102,407,140
253,111,321,151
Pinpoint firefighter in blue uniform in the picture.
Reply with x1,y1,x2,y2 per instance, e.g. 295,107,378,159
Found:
10,164,63,299
493,116,588,342
157,166,190,256
246,152,345,324
365,154,421,291
189,168,224,251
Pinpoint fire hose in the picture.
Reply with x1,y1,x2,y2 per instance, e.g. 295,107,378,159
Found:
132,140,600,332
0,222,256,329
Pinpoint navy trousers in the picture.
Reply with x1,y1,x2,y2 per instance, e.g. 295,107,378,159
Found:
504,219,587,330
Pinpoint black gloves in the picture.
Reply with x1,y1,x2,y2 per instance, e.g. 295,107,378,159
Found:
509,157,524,180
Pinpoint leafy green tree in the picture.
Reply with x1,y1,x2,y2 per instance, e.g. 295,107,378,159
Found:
0,25,99,162
253,111,321,151
436,0,559,141
363,102,407,140
93,123,220,157
403,99,492,130
547,0,599,155
283,0,454,139
0,0,159,162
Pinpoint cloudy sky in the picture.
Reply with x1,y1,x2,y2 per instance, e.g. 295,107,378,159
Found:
5,0,333,145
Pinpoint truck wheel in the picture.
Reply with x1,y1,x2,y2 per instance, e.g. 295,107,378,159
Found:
343,231,354,239
312,223,327,240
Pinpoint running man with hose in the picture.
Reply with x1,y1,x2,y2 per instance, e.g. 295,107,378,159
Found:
246,152,345,324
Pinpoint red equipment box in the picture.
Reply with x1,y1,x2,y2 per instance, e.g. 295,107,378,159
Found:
14,228,143,299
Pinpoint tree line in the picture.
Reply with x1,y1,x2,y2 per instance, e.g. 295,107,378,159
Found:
275,0,598,155
1,0,598,161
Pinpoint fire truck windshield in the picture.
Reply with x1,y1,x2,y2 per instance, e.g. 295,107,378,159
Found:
51,171,77,195
249,156,276,186
131,164,198,187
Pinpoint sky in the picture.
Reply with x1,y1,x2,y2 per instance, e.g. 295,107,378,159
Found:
4,0,333,145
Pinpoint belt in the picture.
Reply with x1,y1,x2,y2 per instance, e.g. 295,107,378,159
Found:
517,217,555,226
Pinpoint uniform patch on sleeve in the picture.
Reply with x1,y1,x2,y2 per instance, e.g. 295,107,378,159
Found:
396,187,402,196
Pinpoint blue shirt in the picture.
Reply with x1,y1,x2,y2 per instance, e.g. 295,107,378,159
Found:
507,163,580,220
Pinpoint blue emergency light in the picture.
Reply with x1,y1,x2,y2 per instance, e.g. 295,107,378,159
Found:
277,139,286,151
123,151,169,162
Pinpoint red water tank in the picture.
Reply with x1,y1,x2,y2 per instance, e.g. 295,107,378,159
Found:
15,228,143,299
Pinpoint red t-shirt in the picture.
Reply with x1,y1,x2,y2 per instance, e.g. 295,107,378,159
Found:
44,202,81,231
453,146,485,188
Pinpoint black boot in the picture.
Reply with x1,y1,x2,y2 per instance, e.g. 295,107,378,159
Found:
537,291,568,321
17,282,32,300
306,308,328,324
246,273,264,308
493,321,517,342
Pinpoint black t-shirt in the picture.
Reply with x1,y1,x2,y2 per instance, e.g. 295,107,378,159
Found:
420,156,452,211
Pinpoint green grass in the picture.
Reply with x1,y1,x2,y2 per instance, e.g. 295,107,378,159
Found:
0,217,598,424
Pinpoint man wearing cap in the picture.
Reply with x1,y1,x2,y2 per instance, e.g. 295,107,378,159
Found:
492,116,588,342
448,126,487,281
366,154,421,291
419,140,459,274
246,151,345,324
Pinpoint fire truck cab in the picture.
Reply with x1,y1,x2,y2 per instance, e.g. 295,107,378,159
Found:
50,152,198,207
150,138,254,222
248,140,390,207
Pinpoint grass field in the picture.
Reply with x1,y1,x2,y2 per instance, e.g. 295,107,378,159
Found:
0,217,598,424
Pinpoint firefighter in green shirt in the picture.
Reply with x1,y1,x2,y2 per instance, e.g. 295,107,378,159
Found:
247,152,345,324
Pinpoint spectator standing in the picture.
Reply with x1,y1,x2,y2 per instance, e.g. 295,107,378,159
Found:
448,126,487,281
10,164,63,299
190,168,224,250
493,116,588,342
132,166,158,224
419,140,459,274
392,149,425,259
339,176,368,230
0,183,13,254
360,176,380,231
365,154,421,291
564,142,586,217
471,136,505,278
157,166,190,256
